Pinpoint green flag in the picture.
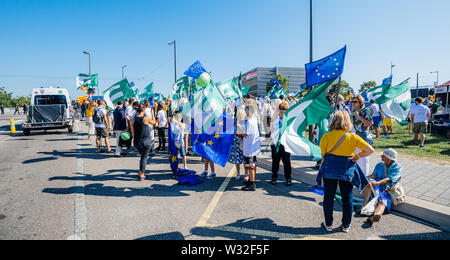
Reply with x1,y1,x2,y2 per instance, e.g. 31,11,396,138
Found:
183,81,227,133
103,79,135,109
277,79,334,161
76,73,98,89
137,82,154,102
375,81,411,124
216,77,242,101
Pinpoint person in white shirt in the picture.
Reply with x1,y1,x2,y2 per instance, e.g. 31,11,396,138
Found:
156,102,168,151
94,100,111,153
241,103,261,191
411,98,431,148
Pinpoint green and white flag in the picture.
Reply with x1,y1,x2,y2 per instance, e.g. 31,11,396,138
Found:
277,79,334,161
137,82,154,102
366,84,390,102
103,79,135,109
216,78,242,101
182,81,227,133
76,73,98,89
175,76,190,98
376,81,411,124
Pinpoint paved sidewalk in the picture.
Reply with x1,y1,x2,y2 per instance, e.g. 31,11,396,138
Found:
258,142,450,207
256,141,450,231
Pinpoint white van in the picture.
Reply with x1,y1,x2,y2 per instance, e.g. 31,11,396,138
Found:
23,87,74,135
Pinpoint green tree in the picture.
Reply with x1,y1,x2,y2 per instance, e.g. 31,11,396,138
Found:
328,80,352,98
266,74,289,94
359,80,377,94
0,87,13,107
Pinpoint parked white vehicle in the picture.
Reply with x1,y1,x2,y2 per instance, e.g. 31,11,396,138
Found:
23,87,74,135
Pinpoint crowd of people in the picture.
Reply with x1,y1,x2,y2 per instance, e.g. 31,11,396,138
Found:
80,92,413,232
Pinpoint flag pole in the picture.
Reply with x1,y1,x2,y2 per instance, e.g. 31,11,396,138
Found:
333,77,342,112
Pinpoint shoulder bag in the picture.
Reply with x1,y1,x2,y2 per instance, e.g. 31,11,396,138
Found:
384,165,406,206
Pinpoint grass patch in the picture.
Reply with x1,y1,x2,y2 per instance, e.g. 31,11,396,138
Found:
372,123,450,164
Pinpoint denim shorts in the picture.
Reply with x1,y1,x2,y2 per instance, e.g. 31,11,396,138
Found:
178,146,186,158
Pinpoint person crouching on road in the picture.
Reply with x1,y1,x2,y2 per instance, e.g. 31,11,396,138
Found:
241,103,261,191
130,103,156,181
362,149,402,223
318,111,375,233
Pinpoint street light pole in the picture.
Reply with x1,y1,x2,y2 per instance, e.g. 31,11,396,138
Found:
308,0,314,142
82,51,98,96
430,71,439,86
122,65,127,80
168,40,177,84
83,51,91,74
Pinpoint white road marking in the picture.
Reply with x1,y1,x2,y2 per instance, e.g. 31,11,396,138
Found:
68,121,88,240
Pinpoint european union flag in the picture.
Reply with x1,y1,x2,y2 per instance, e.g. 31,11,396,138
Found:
269,77,279,85
168,124,178,174
184,60,207,79
382,76,393,86
305,46,346,87
192,113,235,167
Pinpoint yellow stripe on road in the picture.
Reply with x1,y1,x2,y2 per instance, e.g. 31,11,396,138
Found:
196,167,236,227
195,167,337,240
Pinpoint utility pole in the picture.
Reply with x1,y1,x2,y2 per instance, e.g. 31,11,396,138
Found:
168,40,177,84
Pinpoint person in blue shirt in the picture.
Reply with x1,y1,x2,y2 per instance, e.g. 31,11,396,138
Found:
362,148,402,223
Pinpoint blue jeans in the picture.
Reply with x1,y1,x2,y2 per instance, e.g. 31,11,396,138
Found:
323,178,354,228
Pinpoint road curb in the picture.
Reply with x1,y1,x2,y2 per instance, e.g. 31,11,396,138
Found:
257,158,450,232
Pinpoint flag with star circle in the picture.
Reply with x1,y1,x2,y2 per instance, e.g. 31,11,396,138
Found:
305,46,346,87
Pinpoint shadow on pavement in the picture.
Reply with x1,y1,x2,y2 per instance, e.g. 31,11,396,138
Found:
190,217,327,240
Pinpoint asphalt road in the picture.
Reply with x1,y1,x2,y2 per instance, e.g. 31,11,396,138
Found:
0,117,449,240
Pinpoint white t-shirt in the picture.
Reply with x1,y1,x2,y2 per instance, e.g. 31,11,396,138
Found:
157,110,167,128
94,107,107,128
126,105,136,120
369,103,381,117
412,104,431,123
243,117,261,157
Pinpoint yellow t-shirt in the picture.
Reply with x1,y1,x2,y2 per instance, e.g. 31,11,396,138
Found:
86,107,94,117
319,130,369,157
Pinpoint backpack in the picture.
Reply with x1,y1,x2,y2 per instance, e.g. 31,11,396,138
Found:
93,108,104,125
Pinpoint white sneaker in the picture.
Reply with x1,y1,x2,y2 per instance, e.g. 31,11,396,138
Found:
207,172,216,180
200,171,208,178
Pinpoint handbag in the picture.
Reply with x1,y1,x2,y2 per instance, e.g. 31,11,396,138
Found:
360,182,378,216
317,132,349,186
384,165,406,206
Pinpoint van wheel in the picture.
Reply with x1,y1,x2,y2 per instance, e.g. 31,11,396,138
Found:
68,126,73,133
23,129,31,136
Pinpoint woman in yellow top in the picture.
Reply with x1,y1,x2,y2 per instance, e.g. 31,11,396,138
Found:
85,101,96,140
318,111,375,233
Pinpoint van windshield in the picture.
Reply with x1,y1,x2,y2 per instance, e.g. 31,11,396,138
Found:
34,95,67,106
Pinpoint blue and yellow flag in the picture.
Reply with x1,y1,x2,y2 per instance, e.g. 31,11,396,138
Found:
305,46,346,87
192,113,235,167
168,124,178,174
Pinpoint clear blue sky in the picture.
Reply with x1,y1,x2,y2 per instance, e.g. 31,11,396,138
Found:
1,0,449,98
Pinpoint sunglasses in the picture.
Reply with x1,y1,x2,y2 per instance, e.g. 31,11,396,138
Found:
351,100,359,103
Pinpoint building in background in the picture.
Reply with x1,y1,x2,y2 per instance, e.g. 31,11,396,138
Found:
241,67,306,97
